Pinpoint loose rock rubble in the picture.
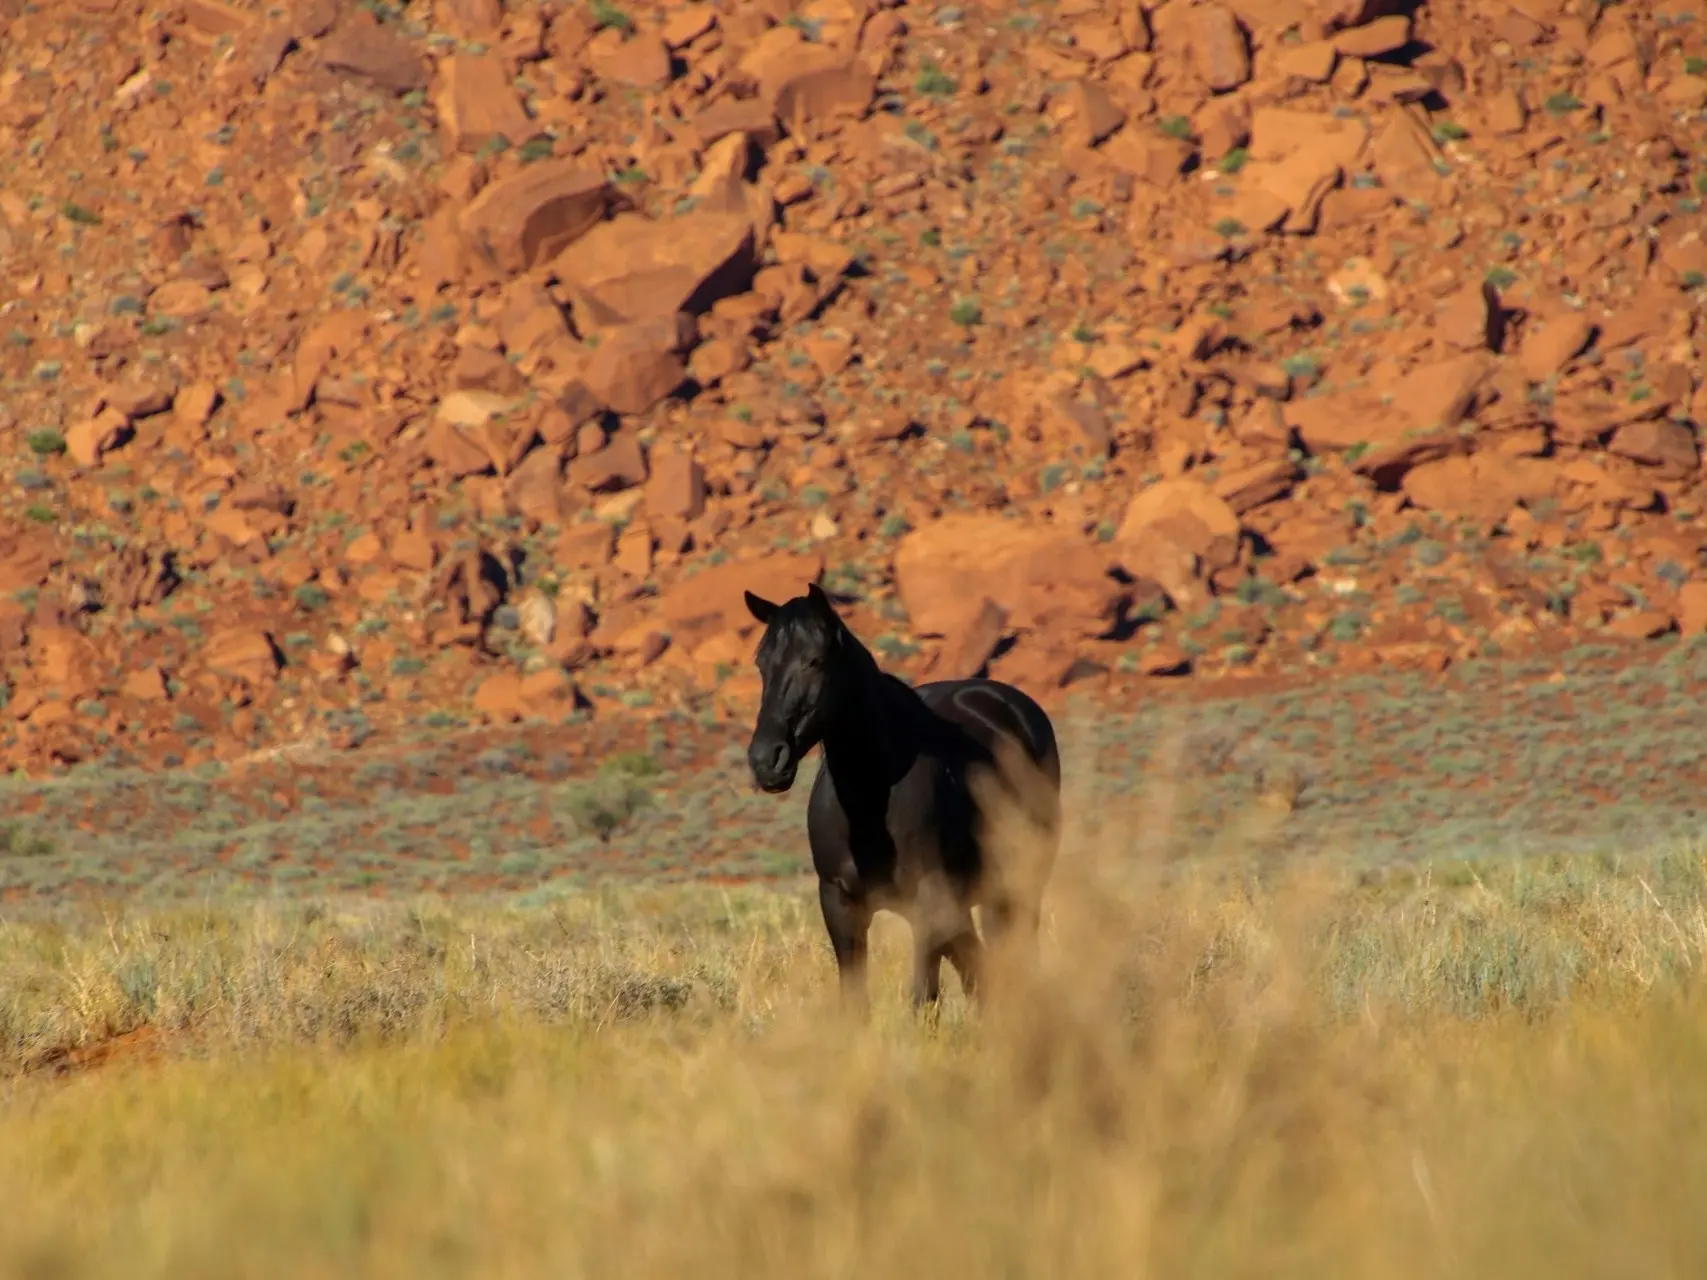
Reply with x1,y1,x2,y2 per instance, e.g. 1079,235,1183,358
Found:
1,0,1706,772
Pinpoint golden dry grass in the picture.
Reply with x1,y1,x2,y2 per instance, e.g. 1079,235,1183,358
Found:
4,713,1707,1279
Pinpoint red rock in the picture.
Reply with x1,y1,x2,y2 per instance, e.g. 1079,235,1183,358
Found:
1271,40,1337,82
1487,88,1527,133
1604,610,1673,641
989,637,1107,695
1388,354,1493,432
1040,395,1112,458
595,34,673,89
1331,14,1410,56
1490,7,1546,45
202,628,282,683
149,281,213,319
473,673,526,722
31,627,101,697
1192,4,1250,91
122,667,169,701
1211,459,1299,514
557,522,616,569
1250,106,1370,167
518,667,580,711
933,598,1011,679
1318,0,1412,31
773,62,876,131
496,285,573,356
770,231,857,281
1437,282,1505,352
687,99,782,151
391,526,437,574
320,11,428,95
1373,643,1450,675
658,550,826,644
1238,109,1369,233
644,448,706,521
1195,98,1250,157
102,381,175,420
1369,110,1444,206
451,345,526,395
1608,420,1698,475
1101,129,1195,184
1400,454,1559,523
893,516,1125,639
458,162,610,277
1115,478,1243,571
180,0,255,40
662,5,716,48
1520,311,1594,380
1057,80,1127,147
439,0,503,40
554,212,756,327
437,54,536,153
567,431,648,492
1353,432,1464,488
249,23,297,84
0,538,54,595
1674,582,1707,636
583,320,690,416
1138,641,1192,676
504,445,569,525
204,507,261,548
693,131,756,204
64,409,130,468
1597,288,1672,352
426,417,496,479
225,483,292,516
175,382,220,429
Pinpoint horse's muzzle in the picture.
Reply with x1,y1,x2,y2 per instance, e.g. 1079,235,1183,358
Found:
748,738,798,794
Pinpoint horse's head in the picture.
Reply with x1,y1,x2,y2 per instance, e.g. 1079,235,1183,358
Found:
743,581,848,794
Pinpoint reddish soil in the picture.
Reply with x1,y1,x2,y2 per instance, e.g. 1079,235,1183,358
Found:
21,1024,165,1081
2,0,1706,782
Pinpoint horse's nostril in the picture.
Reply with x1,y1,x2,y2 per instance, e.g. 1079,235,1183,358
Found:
749,739,790,779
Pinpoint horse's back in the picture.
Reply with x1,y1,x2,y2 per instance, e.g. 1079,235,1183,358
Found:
916,678,1061,786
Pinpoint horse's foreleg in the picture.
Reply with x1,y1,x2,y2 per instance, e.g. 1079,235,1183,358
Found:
819,878,871,1018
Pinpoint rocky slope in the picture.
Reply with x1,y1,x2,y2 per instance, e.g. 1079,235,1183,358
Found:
1,0,1705,773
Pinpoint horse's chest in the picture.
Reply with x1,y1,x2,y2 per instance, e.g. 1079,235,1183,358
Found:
811,761,974,895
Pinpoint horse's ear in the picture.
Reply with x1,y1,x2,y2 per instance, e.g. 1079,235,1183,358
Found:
807,581,837,619
744,590,779,625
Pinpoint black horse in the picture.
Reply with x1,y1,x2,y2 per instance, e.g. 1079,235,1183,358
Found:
743,582,1064,1014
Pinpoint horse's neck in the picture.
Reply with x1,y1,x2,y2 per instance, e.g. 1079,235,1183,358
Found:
822,645,920,791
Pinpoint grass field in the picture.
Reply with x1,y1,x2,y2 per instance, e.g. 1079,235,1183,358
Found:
9,638,1707,906
6,699,1707,1279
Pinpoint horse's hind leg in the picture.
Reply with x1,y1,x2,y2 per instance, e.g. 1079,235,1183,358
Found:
911,884,981,1016
915,911,983,1016
981,894,1043,985
944,924,984,1004
912,936,944,1013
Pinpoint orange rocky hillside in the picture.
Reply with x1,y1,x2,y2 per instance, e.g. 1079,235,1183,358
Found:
0,0,1705,774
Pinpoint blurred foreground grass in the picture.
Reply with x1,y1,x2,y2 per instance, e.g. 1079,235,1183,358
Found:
5,828,1707,1279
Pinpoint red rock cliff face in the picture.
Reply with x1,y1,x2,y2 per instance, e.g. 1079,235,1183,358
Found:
0,0,1704,771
